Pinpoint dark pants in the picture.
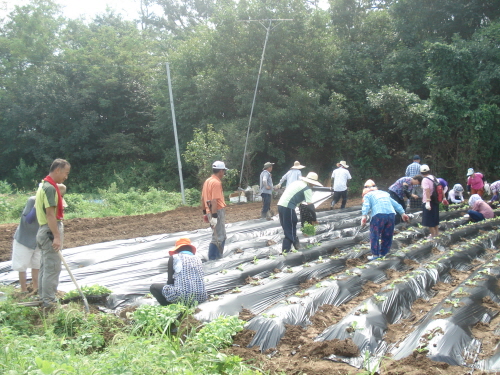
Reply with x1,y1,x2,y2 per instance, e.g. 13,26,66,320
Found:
468,210,485,222
332,190,348,209
208,240,225,260
261,193,271,217
370,213,395,257
278,205,298,253
150,283,171,306
389,191,406,225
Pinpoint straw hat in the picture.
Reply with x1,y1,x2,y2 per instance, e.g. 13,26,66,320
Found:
291,161,305,169
169,238,197,256
300,172,323,186
337,161,349,168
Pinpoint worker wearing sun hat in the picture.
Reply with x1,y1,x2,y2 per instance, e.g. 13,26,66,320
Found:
361,179,409,261
275,161,305,190
260,162,274,219
277,172,322,253
466,168,485,197
330,160,352,209
201,160,228,260
149,238,207,306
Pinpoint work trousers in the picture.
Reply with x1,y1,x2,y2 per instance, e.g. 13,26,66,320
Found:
369,213,395,257
278,205,298,253
150,283,172,306
468,210,485,222
389,191,406,225
208,208,226,260
37,223,63,305
332,190,348,209
261,193,271,218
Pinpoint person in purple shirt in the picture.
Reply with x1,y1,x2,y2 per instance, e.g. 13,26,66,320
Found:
388,175,423,224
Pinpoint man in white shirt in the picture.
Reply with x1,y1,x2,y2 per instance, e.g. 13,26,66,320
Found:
331,160,352,209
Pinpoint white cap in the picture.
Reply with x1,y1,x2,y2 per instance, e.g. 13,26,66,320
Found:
212,161,228,170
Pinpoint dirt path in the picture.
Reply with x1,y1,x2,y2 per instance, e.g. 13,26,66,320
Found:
0,197,363,262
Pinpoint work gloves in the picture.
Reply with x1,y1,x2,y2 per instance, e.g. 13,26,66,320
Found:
210,217,218,226
425,202,431,210
275,184,281,189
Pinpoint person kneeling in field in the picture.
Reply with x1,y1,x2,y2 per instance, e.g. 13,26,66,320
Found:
362,180,409,261
466,194,494,222
150,238,207,306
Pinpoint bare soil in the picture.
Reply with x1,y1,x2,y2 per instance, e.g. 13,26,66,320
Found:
0,196,363,263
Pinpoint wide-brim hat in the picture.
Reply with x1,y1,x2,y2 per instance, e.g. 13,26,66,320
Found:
291,161,305,169
467,168,474,176
300,172,323,186
263,162,274,170
336,161,349,168
169,238,197,256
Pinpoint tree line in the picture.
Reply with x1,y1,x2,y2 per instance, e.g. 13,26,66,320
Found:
1,0,499,193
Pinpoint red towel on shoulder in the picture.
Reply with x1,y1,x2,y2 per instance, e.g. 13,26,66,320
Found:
43,176,64,220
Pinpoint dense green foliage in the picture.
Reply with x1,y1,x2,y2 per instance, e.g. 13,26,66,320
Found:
1,0,499,193
0,287,260,374
0,182,201,223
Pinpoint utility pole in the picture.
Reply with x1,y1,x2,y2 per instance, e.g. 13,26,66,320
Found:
238,19,293,189
166,62,186,205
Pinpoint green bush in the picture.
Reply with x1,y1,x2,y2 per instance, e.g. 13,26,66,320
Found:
131,304,192,336
0,180,13,194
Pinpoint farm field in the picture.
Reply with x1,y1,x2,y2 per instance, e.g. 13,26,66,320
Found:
2,201,500,374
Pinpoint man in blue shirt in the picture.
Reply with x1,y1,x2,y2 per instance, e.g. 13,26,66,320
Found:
277,172,322,253
362,179,409,260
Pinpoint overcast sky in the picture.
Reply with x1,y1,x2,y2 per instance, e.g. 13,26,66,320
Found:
1,0,328,21
1,0,150,20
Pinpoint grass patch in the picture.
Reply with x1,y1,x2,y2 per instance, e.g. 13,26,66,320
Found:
0,183,202,224
0,286,263,374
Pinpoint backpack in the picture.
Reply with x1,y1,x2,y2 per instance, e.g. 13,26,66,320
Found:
425,177,444,203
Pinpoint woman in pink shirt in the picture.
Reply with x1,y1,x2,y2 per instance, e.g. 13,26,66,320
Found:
467,194,494,222
466,168,484,197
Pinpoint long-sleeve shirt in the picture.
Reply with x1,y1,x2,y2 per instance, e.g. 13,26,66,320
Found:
467,173,484,190
405,162,421,177
278,169,302,187
362,190,405,217
448,189,464,204
389,177,414,200
471,201,494,219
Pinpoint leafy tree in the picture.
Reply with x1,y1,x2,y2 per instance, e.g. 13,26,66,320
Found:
183,124,231,187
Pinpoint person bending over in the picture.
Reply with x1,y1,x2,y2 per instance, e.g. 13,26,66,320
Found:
150,238,207,306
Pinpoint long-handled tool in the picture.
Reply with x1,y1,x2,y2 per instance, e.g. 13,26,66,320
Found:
58,250,90,313
207,200,224,257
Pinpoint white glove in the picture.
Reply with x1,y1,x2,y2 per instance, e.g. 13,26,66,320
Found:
276,184,281,189
425,202,431,210
210,217,218,226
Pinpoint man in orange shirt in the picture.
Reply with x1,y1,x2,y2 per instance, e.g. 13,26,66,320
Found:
201,161,228,260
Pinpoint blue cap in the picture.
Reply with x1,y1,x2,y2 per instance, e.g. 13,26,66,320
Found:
413,155,420,160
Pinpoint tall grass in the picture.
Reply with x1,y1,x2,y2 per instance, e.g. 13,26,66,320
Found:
0,287,263,375
0,181,201,224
